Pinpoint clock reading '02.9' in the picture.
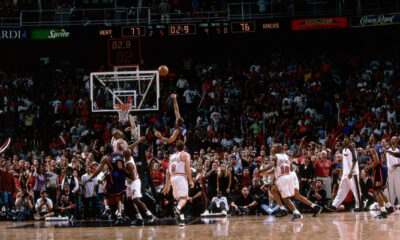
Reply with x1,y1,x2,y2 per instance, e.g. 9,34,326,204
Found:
168,24,197,35
108,38,141,67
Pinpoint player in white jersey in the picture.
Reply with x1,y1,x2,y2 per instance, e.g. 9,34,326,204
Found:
111,129,128,154
111,129,144,153
261,144,322,222
386,136,400,207
123,149,156,225
326,138,362,212
162,140,194,226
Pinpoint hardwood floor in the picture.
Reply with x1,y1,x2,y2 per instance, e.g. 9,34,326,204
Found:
1,211,400,240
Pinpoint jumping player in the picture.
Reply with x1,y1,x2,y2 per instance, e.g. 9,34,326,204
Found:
364,134,395,218
123,149,157,225
326,138,362,212
261,144,322,221
87,143,126,224
162,140,194,226
154,94,186,150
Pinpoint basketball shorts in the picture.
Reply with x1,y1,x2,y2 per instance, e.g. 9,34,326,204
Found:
105,170,126,198
276,174,297,198
126,178,142,199
373,167,388,190
171,175,188,198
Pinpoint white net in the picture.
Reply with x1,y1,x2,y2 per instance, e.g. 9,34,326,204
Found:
114,103,132,123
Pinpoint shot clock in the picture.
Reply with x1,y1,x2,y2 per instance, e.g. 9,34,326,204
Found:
108,38,141,67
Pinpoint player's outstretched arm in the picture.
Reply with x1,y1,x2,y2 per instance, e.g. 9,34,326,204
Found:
88,156,109,181
171,94,181,119
155,129,180,144
128,136,145,150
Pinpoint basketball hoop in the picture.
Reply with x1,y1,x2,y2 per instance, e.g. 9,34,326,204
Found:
114,103,133,123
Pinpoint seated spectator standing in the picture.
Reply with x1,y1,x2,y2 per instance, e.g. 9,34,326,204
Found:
231,186,257,216
240,168,252,188
81,166,98,220
203,191,228,215
307,180,327,207
13,186,34,221
34,190,54,220
33,165,53,201
150,162,164,193
206,161,218,200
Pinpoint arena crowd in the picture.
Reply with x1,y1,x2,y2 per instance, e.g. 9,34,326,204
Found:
0,51,400,221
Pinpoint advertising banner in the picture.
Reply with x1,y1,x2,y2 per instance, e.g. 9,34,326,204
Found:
0,29,29,40
351,13,400,27
31,28,71,40
291,17,348,31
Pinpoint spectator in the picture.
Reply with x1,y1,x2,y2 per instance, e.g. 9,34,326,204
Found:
202,191,228,215
217,163,231,196
32,165,53,201
314,150,333,200
55,193,74,219
34,190,54,220
1,161,16,211
231,186,257,216
13,186,34,221
46,166,59,204
150,162,164,193
159,0,171,23
205,161,218,200
240,168,252,188
359,169,374,210
307,180,327,207
298,156,315,196
185,177,204,217
81,166,98,220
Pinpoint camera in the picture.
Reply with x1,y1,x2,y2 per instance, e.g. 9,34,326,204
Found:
42,198,47,203
22,192,28,198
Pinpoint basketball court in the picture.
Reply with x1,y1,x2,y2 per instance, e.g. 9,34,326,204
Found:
2,212,400,240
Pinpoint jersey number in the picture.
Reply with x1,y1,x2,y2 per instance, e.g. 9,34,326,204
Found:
280,166,290,175
171,164,176,173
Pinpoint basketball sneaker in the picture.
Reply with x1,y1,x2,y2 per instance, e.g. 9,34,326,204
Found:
325,204,338,212
375,211,388,219
312,205,323,217
173,206,181,220
179,214,185,226
275,209,288,217
386,206,395,215
290,214,303,222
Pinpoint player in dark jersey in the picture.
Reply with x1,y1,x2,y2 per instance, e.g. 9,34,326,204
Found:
364,134,394,219
154,94,187,149
88,143,126,224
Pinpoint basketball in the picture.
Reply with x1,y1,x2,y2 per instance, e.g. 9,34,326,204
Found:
158,65,169,76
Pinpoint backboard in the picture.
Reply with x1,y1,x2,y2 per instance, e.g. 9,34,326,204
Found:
89,69,160,115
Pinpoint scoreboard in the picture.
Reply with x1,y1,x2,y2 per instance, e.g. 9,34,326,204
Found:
99,21,280,38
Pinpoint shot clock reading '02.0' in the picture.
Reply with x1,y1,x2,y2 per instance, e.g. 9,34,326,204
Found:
107,38,141,67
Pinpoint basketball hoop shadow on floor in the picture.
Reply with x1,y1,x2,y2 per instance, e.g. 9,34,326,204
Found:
8,218,221,229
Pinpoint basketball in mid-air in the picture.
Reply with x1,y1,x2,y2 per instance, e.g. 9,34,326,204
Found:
158,65,169,77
